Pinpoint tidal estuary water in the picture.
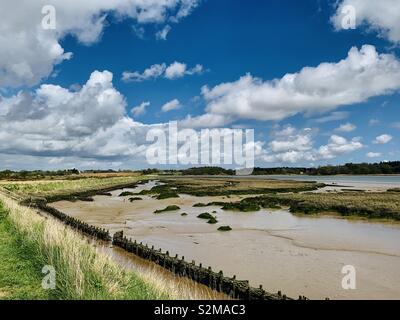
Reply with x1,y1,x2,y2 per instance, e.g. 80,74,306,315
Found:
51,180,400,300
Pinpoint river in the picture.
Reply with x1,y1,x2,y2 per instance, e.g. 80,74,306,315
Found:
50,180,400,300
198,174,400,191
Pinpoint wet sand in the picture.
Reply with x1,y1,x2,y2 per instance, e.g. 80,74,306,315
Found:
51,181,400,300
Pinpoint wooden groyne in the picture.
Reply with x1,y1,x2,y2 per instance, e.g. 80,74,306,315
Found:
33,201,111,241
112,230,300,300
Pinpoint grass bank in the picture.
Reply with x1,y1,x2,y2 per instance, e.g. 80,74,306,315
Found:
0,175,149,201
0,195,167,300
0,207,49,299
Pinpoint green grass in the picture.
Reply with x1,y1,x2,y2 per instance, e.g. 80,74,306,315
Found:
0,176,148,200
218,226,232,232
141,178,322,198
228,192,400,221
0,208,50,300
153,205,181,214
0,198,167,300
129,197,143,202
197,212,214,220
207,217,218,224
119,191,136,197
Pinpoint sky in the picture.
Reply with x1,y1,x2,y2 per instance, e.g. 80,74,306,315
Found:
0,0,400,170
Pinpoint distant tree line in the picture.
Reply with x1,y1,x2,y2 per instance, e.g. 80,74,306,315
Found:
252,161,400,175
0,169,80,180
178,162,400,176
2,162,400,180
180,167,236,176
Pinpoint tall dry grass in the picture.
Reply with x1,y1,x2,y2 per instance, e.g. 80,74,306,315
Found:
0,194,165,299
0,195,224,300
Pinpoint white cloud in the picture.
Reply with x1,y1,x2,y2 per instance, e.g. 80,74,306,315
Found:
315,111,349,123
369,119,380,126
332,0,400,44
199,45,400,123
122,61,203,82
122,64,167,82
269,132,313,153
335,123,356,132
172,0,200,21
366,152,382,158
260,127,363,164
161,99,181,112
187,64,204,75
0,0,201,88
132,26,146,39
179,114,234,129
391,122,400,129
373,134,393,144
165,62,187,79
165,62,203,79
316,135,363,160
156,0,200,40
132,101,150,117
156,25,172,40
0,70,126,140
0,70,232,168
0,75,369,169
0,70,147,159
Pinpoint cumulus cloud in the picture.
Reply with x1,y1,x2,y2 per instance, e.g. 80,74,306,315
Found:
165,62,203,79
262,127,315,163
122,64,167,82
122,61,203,82
373,134,393,144
331,0,400,44
335,123,356,132
179,114,234,129
0,70,242,168
161,99,181,112
0,0,201,88
0,70,145,158
260,126,363,164
165,62,188,79
316,135,363,160
131,101,150,117
199,45,400,123
0,75,367,169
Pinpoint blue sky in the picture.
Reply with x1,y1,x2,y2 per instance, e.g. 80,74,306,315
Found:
0,0,399,170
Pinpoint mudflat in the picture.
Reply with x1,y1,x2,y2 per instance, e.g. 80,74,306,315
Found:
51,180,400,300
